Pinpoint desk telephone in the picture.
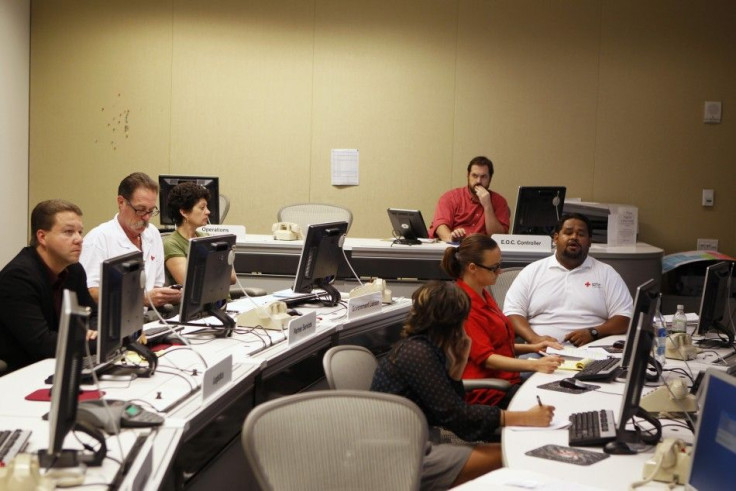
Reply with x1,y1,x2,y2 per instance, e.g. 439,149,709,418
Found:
641,437,691,485
237,300,292,330
76,400,164,434
348,278,392,304
665,332,699,360
272,222,303,241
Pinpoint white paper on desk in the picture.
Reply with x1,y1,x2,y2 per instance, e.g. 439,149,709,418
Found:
545,346,608,360
506,417,570,431
331,149,359,185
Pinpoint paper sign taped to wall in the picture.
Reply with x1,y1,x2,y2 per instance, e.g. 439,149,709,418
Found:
331,149,359,186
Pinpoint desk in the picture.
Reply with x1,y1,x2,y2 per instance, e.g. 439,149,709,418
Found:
0,294,411,490
458,336,731,490
234,235,663,297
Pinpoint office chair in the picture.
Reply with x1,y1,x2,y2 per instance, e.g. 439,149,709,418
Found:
242,390,427,491
277,203,353,233
488,267,523,312
218,193,230,223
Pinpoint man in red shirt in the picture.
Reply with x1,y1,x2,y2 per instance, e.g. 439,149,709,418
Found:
429,156,510,242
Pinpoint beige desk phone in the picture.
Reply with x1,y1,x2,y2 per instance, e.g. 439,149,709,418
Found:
665,332,699,360
272,222,303,241
348,278,392,304
641,437,691,485
237,300,292,331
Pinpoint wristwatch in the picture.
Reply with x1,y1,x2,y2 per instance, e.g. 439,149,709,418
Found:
588,328,600,340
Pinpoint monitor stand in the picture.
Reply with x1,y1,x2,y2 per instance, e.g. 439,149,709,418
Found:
695,324,734,348
604,407,662,455
392,237,422,245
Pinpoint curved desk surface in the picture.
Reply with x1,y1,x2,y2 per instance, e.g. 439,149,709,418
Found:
234,235,663,297
459,335,731,490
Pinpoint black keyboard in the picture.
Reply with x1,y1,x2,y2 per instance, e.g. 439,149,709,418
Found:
0,429,31,464
575,357,621,381
569,410,616,446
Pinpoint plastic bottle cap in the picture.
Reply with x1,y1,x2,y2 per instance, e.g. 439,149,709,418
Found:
677,304,684,310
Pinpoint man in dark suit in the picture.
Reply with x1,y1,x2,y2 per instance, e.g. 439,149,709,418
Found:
0,200,97,373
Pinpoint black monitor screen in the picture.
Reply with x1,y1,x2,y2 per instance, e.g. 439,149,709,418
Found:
688,370,736,490
697,261,735,347
621,279,658,370
512,186,566,236
387,208,429,245
98,251,144,365
159,175,220,226
179,234,236,333
45,290,89,461
292,221,349,305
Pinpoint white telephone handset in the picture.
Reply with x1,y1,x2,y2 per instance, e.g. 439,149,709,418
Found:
349,278,392,304
272,222,303,241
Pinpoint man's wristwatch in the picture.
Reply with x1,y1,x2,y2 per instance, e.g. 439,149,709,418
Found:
588,328,600,340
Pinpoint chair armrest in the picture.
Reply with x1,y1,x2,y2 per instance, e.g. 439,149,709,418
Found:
462,378,512,392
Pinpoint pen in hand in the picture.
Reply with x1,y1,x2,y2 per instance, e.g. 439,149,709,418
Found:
537,395,543,407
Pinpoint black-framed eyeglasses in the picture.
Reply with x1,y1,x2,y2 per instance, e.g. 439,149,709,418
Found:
125,199,160,217
475,262,502,273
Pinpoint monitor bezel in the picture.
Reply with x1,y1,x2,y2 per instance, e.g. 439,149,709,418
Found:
158,175,220,226
620,278,658,370
696,261,735,346
511,186,566,236
292,221,349,305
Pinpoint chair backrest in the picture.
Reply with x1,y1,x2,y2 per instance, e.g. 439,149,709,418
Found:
218,193,230,223
242,390,427,491
323,345,378,390
277,203,353,233
488,267,524,311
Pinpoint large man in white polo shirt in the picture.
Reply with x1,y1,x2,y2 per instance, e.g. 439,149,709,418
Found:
80,172,181,308
503,213,632,347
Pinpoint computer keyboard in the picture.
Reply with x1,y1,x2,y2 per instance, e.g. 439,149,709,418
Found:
0,429,31,465
568,409,616,446
574,357,621,382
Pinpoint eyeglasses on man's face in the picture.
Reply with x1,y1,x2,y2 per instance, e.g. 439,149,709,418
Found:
475,262,502,273
125,199,160,217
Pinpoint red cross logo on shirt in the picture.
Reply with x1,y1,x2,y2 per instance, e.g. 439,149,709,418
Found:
585,281,591,287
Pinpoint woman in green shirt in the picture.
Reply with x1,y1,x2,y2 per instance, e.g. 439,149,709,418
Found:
163,182,236,286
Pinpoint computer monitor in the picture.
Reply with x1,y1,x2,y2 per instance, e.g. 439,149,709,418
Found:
511,186,566,236
387,208,429,245
620,279,659,371
179,234,237,336
604,312,662,454
688,369,736,490
39,290,106,468
97,251,145,368
158,175,220,226
696,261,735,348
292,221,349,307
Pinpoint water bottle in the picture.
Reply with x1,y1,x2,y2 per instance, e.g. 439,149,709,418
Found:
653,311,667,367
671,304,687,334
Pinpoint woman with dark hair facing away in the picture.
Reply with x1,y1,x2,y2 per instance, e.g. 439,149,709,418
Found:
441,234,563,409
163,181,235,286
371,281,555,489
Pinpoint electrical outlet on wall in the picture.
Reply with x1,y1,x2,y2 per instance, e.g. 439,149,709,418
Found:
697,239,718,251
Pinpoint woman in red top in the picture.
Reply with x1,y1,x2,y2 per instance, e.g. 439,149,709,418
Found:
441,234,563,408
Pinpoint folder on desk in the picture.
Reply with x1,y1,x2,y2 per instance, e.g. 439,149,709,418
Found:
559,358,596,371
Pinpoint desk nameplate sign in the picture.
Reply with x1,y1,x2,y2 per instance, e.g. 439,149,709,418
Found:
198,225,247,244
347,292,382,321
288,311,317,346
492,234,551,252
202,355,232,402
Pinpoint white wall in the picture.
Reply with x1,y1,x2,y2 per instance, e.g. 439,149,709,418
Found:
0,0,30,265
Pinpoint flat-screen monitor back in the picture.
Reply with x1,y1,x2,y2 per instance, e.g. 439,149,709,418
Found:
387,208,429,244
98,251,144,365
159,175,220,226
47,290,89,457
697,261,735,345
512,186,566,236
292,221,349,295
179,234,236,323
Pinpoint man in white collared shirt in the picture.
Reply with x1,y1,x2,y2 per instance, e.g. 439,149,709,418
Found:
80,172,181,308
503,213,632,347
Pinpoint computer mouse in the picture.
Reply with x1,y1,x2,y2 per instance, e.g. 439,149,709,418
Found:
613,340,626,350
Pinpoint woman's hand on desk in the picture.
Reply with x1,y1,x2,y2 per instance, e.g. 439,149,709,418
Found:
531,355,563,374
505,404,556,428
